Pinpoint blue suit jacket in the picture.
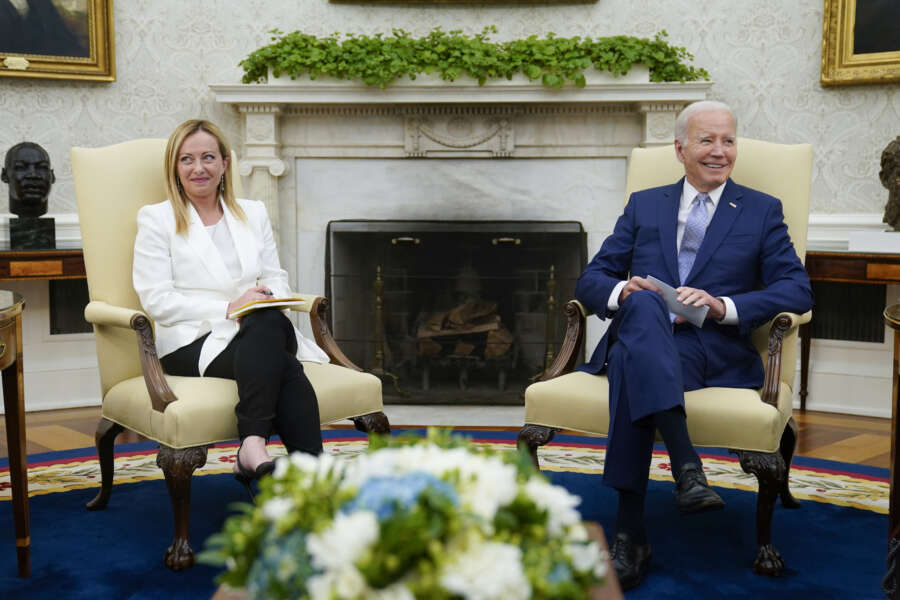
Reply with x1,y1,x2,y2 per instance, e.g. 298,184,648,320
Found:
575,178,814,389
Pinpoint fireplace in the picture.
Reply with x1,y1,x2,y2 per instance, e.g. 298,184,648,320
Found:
327,220,586,404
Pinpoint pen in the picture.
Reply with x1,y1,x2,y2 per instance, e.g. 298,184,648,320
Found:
257,278,274,296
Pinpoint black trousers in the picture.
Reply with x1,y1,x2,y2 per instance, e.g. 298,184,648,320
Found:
160,308,323,455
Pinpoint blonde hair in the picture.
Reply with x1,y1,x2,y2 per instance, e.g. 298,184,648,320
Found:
164,119,246,235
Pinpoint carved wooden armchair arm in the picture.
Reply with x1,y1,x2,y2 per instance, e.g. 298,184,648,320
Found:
540,300,589,381
288,293,362,372
759,310,811,407
84,300,177,413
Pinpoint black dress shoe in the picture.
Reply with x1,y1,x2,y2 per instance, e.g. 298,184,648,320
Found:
675,462,725,515
234,444,276,499
609,532,652,590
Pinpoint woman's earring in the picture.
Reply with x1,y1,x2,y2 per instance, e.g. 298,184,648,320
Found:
219,175,225,194
176,179,183,192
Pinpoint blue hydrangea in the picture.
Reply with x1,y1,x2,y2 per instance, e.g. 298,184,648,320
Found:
547,561,572,584
342,472,459,520
246,529,316,600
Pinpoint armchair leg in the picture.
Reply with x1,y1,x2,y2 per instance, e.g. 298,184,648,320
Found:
352,411,391,435
735,449,787,576
86,418,124,511
517,424,557,470
156,445,208,571
778,418,802,509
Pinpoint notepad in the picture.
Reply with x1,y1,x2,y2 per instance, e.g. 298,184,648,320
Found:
227,297,307,319
646,275,709,328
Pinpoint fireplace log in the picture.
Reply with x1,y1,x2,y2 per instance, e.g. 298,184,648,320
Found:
485,327,513,359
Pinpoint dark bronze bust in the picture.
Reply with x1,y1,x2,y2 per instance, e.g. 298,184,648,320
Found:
1,142,56,248
882,136,900,231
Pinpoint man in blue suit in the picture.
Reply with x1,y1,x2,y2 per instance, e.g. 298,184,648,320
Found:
575,100,813,589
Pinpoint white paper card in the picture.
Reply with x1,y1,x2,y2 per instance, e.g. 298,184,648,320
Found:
646,275,709,328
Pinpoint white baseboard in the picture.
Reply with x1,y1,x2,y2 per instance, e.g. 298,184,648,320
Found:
792,336,893,418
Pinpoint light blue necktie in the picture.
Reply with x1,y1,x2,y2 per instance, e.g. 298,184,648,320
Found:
678,192,710,285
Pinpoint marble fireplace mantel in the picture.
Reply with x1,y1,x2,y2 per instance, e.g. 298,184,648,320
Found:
212,73,709,222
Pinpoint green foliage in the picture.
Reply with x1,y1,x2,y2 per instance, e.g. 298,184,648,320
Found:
241,27,709,88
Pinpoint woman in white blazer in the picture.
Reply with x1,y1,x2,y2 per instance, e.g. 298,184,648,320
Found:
133,119,328,490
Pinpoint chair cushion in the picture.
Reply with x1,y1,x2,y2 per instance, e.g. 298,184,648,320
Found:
524,371,792,453
101,362,383,449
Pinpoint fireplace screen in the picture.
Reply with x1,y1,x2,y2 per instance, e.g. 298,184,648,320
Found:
326,220,586,404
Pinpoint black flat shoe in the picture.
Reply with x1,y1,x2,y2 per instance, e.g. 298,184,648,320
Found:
675,462,725,515
234,444,276,499
609,532,652,590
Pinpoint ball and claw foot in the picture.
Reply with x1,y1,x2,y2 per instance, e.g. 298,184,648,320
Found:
753,544,784,576
164,539,195,571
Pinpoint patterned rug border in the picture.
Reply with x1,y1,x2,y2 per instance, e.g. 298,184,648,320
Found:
0,429,887,514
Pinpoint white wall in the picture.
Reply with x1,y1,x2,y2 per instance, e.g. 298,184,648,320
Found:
0,0,897,415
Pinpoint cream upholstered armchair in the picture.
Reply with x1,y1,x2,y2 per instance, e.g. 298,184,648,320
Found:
71,139,390,571
518,138,813,576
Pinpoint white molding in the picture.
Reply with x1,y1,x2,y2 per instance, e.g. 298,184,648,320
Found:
212,68,711,106
806,212,885,251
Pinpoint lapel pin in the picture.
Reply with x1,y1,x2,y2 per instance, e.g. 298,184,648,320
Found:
729,202,737,208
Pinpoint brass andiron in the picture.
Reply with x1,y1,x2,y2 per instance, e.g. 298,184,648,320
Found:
370,265,408,397
531,265,557,382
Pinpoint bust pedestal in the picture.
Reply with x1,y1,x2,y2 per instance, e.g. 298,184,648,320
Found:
10,217,55,250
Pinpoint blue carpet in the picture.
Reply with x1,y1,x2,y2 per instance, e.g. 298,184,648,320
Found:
0,428,888,599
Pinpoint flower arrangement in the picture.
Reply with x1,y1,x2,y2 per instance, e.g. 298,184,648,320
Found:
203,430,607,599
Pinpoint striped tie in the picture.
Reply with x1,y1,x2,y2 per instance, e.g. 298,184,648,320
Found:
678,192,710,285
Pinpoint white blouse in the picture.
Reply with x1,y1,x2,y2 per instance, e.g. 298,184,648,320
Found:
206,217,242,280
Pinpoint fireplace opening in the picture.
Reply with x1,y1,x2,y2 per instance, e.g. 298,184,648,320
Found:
326,220,586,405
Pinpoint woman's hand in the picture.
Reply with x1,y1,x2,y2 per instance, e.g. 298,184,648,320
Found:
227,285,274,317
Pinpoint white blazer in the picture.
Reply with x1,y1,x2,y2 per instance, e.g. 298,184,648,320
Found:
133,197,329,374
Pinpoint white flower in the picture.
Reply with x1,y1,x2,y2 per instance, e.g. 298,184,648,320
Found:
455,455,518,524
287,451,319,474
260,497,294,523
440,540,531,600
364,582,416,600
307,510,378,571
524,476,581,535
567,540,607,578
307,566,368,599
566,522,589,542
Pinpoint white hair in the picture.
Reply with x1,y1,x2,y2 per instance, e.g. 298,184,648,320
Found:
675,101,737,144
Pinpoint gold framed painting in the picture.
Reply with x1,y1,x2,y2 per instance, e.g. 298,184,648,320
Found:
0,0,115,82
821,0,900,86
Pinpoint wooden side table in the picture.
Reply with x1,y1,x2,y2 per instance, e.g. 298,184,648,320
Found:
802,251,900,411
0,291,27,577
884,303,900,598
0,248,85,281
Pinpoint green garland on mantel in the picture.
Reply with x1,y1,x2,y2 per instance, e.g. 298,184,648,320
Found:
240,27,709,89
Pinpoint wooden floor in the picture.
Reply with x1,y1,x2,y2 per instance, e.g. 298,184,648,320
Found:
0,406,891,469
